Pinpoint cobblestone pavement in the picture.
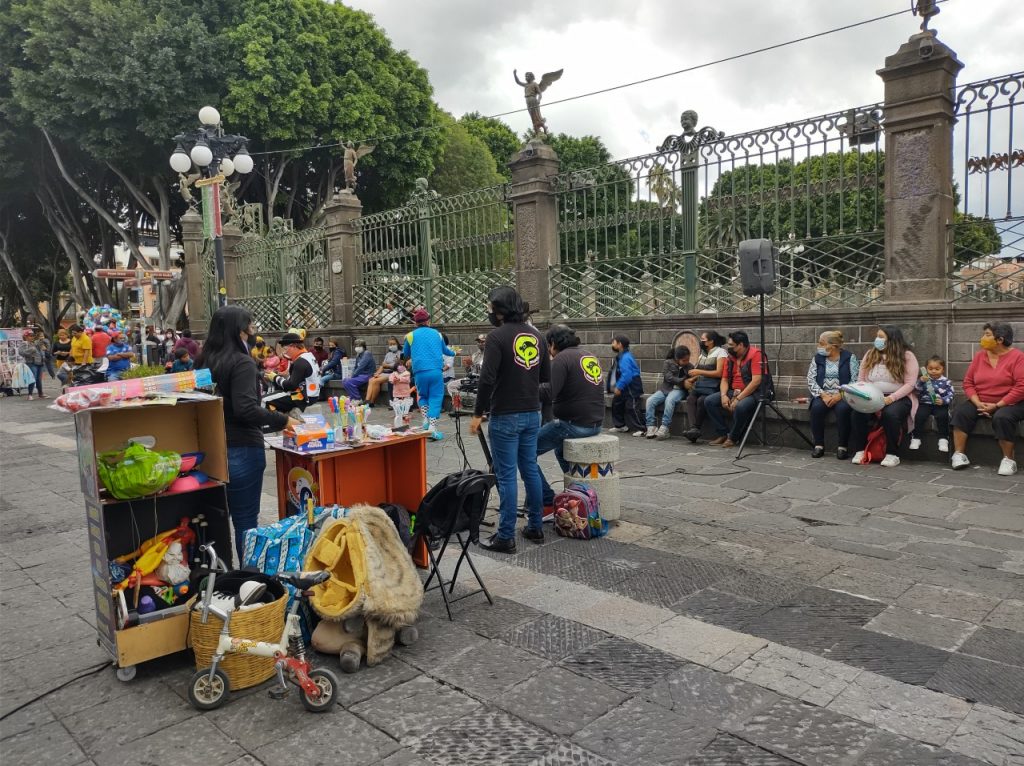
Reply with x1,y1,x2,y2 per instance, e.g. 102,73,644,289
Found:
1,398,1022,765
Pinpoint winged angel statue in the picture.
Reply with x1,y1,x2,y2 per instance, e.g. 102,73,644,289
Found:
343,141,375,191
514,69,563,136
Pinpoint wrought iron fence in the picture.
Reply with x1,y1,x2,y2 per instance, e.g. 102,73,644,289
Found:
948,72,1023,303
353,182,514,326
550,102,887,318
230,226,331,331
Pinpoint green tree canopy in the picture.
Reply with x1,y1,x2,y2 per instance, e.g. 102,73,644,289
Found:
459,112,520,179
428,113,503,197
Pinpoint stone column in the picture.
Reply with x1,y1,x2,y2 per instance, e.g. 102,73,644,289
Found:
221,223,244,301
324,191,363,327
508,140,560,323
877,32,963,301
180,210,209,334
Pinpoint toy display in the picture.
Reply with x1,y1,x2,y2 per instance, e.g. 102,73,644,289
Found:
83,305,126,334
324,396,370,444
187,543,340,712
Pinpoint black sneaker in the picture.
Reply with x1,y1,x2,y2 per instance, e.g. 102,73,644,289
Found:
811,446,825,459
682,428,700,443
480,534,517,554
836,447,849,461
522,527,544,544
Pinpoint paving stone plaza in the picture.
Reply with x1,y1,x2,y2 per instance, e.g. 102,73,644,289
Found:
0,400,1021,765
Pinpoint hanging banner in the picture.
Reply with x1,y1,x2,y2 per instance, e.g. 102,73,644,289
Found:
202,186,214,239
211,181,223,238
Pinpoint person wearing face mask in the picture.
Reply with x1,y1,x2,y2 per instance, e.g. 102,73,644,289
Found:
848,325,919,467
806,330,859,459
319,339,346,385
704,331,769,448
264,332,321,409
311,336,329,366
365,336,402,405
951,321,1024,476
470,286,550,552
403,310,455,437
250,336,271,363
340,338,376,400
682,330,728,443
605,334,645,436
448,334,487,404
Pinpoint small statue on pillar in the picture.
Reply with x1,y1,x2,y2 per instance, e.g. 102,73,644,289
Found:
514,69,563,136
342,141,375,192
177,172,200,210
658,110,724,157
911,0,939,33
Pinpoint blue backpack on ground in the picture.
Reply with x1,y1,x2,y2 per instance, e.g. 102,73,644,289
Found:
552,483,607,540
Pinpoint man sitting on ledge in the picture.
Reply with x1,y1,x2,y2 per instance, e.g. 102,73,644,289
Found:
704,331,768,448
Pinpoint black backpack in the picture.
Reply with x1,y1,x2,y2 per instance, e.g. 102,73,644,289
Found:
413,469,491,545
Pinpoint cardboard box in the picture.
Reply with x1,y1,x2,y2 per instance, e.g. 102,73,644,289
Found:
283,414,336,453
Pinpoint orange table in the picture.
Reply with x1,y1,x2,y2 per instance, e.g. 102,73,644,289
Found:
271,431,429,519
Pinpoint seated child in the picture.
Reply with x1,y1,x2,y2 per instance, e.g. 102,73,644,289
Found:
910,354,954,453
170,347,194,373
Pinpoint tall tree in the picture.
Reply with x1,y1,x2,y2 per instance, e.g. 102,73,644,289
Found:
428,114,503,197
459,112,520,180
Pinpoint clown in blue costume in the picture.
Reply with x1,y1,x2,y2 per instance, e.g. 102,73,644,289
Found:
402,309,454,439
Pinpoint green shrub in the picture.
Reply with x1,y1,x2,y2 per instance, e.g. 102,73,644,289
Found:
120,365,167,379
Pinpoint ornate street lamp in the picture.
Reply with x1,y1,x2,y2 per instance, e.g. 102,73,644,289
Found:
169,106,253,307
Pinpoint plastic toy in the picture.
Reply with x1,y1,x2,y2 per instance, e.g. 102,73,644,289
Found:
187,543,340,712
841,382,886,414
113,517,195,592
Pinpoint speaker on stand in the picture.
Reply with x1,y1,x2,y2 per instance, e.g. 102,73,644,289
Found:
734,239,813,458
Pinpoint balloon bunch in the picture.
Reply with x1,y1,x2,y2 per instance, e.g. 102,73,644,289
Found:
83,305,126,333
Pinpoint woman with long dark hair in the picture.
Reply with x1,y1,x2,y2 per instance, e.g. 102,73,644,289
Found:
849,324,920,467
198,305,298,560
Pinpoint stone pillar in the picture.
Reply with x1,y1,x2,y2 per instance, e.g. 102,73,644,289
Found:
508,140,560,324
221,223,243,302
563,435,621,522
180,210,209,334
877,32,963,301
324,191,363,327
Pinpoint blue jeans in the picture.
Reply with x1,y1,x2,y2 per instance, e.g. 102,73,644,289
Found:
106,369,127,381
320,371,340,386
226,445,267,562
488,411,543,540
646,389,685,428
704,392,758,441
536,419,601,505
28,364,44,395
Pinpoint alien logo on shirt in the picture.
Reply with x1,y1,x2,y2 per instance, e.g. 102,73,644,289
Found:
513,333,540,370
580,355,603,386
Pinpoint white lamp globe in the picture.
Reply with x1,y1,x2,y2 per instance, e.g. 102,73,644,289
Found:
198,106,220,126
232,151,253,175
169,150,192,173
219,157,235,177
190,142,213,167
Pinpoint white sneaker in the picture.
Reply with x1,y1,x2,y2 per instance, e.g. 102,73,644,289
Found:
607,426,628,433
998,458,1018,476
951,452,970,470
644,426,657,438
880,454,901,468
655,425,671,440
938,439,949,453
632,430,647,438
850,451,866,465
909,438,922,451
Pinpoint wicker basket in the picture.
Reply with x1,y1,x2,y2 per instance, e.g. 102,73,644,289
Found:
190,593,288,689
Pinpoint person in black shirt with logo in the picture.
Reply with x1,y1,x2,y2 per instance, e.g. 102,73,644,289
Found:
471,286,550,553
536,324,605,519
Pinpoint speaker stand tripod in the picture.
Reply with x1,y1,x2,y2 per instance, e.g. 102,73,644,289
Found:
735,293,814,459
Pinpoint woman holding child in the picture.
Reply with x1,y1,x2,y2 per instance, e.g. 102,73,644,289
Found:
951,321,1024,476
806,330,858,460
849,325,920,468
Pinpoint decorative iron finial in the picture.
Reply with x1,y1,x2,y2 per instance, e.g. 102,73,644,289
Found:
407,177,438,205
658,110,724,156
911,0,939,33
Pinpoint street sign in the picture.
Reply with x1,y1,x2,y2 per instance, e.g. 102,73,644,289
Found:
195,173,225,188
96,268,174,281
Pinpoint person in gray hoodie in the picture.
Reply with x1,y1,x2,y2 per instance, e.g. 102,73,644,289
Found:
644,345,692,439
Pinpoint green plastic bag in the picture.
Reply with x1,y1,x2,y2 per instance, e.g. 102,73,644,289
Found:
97,443,182,499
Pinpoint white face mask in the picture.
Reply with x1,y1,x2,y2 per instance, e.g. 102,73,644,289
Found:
388,344,398,351
355,346,365,354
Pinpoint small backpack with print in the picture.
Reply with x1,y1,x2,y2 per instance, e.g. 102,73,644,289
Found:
552,483,608,540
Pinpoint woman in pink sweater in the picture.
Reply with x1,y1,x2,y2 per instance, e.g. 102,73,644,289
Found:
951,322,1024,476
849,325,919,467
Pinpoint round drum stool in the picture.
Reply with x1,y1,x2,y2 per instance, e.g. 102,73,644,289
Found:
562,434,620,522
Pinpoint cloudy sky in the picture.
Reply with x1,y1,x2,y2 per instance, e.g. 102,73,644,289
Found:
346,0,1021,166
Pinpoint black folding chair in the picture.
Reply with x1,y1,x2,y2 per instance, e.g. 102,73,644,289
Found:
414,470,496,620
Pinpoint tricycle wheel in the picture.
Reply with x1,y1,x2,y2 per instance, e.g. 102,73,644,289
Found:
188,667,230,710
115,665,136,683
300,668,339,712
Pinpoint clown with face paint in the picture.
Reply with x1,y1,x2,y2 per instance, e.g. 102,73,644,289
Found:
471,286,551,553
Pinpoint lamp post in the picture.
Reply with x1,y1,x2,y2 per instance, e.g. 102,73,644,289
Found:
169,106,253,307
